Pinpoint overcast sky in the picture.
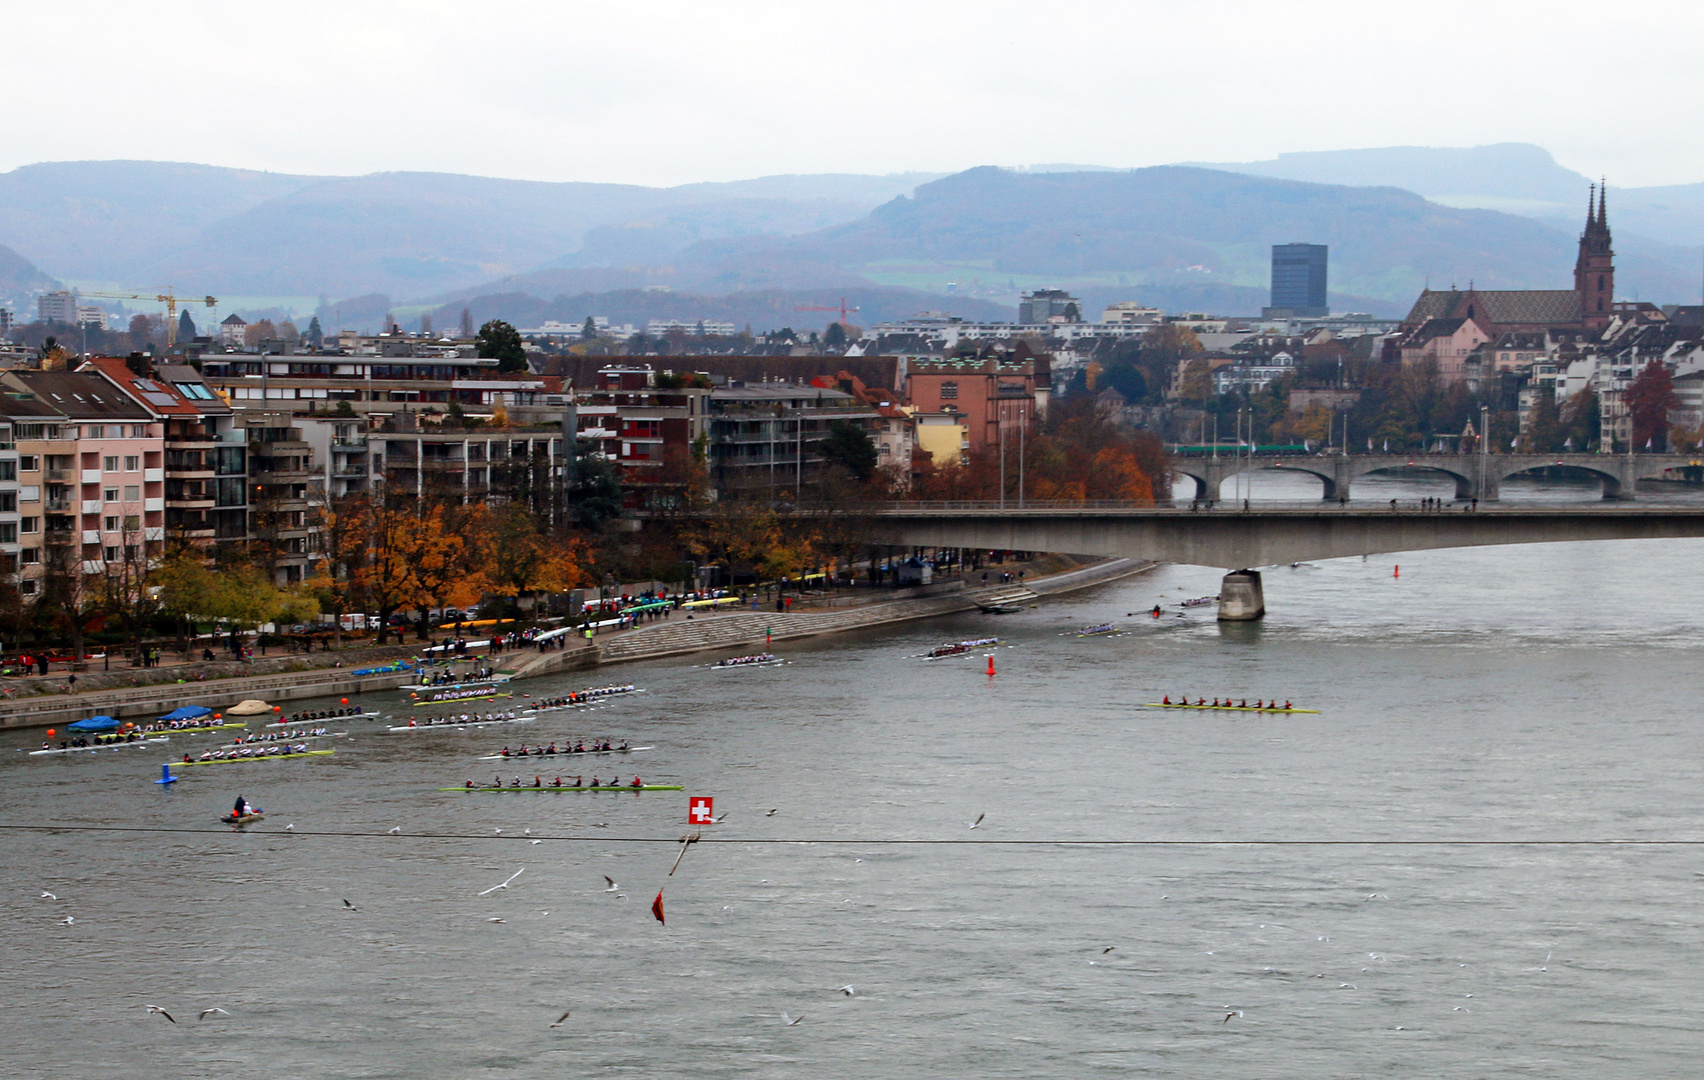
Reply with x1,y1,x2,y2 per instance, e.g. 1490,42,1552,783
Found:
16,0,1704,188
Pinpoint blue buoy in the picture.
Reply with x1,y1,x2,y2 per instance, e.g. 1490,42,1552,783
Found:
155,764,177,785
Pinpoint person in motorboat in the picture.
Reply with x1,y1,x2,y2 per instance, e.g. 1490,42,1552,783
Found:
232,795,252,818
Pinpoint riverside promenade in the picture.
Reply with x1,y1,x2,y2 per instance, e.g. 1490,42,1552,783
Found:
0,557,1153,733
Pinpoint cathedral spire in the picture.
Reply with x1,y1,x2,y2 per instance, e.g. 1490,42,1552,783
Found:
1598,178,1607,226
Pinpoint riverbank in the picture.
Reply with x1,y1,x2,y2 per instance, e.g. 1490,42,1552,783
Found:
0,556,1154,732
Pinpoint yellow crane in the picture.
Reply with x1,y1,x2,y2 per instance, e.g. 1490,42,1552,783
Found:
75,288,217,347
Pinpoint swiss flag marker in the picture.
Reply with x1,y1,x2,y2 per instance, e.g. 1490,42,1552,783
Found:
689,796,715,824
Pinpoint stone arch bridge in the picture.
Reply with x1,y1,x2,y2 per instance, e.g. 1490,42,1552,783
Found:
1172,452,1704,502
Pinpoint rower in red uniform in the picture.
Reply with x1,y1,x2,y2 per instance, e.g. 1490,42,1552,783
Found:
1163,695,1171,704
630,776,643,788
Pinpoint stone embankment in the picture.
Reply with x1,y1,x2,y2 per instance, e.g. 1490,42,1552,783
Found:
509,557,1153,679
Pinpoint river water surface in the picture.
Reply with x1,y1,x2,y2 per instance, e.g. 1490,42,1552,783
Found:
4,474,1704,1078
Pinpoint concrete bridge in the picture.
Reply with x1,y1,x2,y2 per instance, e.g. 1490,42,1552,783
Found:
865,502,1704,621
1172,451,1704,501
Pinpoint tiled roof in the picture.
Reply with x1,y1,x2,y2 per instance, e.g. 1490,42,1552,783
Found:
4,371,151,420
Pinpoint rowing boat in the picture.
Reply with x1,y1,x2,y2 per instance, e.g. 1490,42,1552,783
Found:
1141,702,1320,714
476,746,652,761
1076,624,1119,637
400,675,511,692
135,722,249,735
411,691,515,704
29,736,168,756
711,656,783,668
387,716,534,733
222,731,347,748
174,749,336,765
441,784,683,792
221,811,264,825
265,712,377,728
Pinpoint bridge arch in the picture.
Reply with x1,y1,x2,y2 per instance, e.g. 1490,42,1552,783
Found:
1212,461,1342,501
1497,461,1626,500
1349,461,1478,500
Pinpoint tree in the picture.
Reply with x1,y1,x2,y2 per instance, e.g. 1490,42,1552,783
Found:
153,550,217,656
477,319,527,372
304,316,324,350
1625,359,1678,450
817,420,879,482
179,310,197,341
569,439,623,531
1526,385,1563,453
582,316,598,340
824,322,847,348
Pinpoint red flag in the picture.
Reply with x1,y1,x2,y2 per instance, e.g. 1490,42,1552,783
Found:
689,796,714,824
651,889,665,926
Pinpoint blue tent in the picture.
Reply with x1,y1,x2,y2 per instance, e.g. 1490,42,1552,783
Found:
157,705,213,722
67,715,119,732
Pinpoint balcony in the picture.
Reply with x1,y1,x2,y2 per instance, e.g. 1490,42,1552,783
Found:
81,530,100,544
80,469,102,484
144,497,164,512
331,440,368,451
81,500,102,515
45,498,72,513
45,470,73,482
144,467,164,482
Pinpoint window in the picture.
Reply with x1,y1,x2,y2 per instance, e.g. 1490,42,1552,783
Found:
103,546,118,562
124,485,139,501
0,493,14,513
0,524,16,544
18,456,36,471
939,381,959,400
20,547,38,564
86,426,104,440
123,516,139,532
104,516,118,531
19,579,35,596
124,455,139,471
124,544,137,562
103,488,118,502
131,425,148,438
0,462,12,482
20,517,37,533
102,456,117,471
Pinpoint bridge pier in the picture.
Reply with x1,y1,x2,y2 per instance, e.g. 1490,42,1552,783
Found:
1217,570,1265,621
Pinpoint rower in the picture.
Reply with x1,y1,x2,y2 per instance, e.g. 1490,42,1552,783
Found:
618,740,629,751
1162,695,1170,705
1284,701,1292,710
552,777,562,787
1239,699,1247,708
1211,698,1219,707
630,776,643,788
465,779,475,788
533,776,542,787
511,775,521,787
590,775,600,788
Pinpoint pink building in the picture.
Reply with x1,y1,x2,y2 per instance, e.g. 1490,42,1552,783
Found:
2,371,163,587
1395,317,1490,386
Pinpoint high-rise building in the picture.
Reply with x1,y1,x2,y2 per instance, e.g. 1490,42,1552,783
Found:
1019,289,1083,324
1265,244,1328,318
37,291,78,326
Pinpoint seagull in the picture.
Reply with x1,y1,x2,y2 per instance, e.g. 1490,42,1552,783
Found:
146,1005,176,1023
709,811,729,824
1102,946,1116,954
603,876,620,893
284,824,294,832
529,839,542,845
549,1010,571,1027
61,916,74,925
766,809,778,816
388,826,401,834
968,813,985,829
485,917,505,923
524,829,531,835
40,891,57,900
1223,1011,1242,1024
781,1012,803,1026
493,828,502,834
838,985,855,996
478,868,525,897
198,1008,229,1021
342,899,357,911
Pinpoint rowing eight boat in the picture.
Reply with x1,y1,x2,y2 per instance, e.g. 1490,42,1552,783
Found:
476,746,653,761
29,737,168,756
442,784,683,792
1141,702,1320,714
175,749,336,765
387,716,534,733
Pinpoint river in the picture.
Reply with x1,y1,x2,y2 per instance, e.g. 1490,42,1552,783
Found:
3,472,1703,1078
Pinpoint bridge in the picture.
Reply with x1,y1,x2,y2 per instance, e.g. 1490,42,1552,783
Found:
865,502,1704,621
1171,451,1704,502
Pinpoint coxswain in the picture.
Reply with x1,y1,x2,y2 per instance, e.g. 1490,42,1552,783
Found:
183,754,191,763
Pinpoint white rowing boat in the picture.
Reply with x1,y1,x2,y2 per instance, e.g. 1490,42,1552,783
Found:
265,711,377,728
29,736,169,756
386,715,536,733
400,675,512,692
476,745,653,762
220,730,348,749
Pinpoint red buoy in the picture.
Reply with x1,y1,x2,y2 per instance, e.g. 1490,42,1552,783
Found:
986,655,996,676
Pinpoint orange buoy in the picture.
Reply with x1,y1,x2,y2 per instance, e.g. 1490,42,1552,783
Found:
45,728,54,737
1394,565,1400,578
340,698,349,705
986,655,996,676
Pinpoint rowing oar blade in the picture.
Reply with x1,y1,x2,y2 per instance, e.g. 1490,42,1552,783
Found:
652,888,665,926
668,832,701,877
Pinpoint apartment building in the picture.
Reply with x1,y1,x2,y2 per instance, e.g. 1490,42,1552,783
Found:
906,356,1042,454
0,396,58,594
235,411,321,584
1,371,163,593
705,383,882,495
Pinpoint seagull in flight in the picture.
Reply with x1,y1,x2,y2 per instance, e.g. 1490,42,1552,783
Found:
603,876,620,893
549,1010,571,1027
388,826,401,834
40,891,57,900
284,824,294,832
478,868,525,897
146,1005,176,1023
342,899,357,911
781,1012,803,1026
1102,946,1116,954
766,809,778,817
198,1008,230,1021
709,810,730,824
529,839,542,845
60,916,74,925
485,917,506,923
968,813,985,830
837,985,855,996
1223,1010,1242,1024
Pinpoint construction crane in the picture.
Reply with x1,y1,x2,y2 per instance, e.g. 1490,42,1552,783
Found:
792,296,861,326
75,288,218,347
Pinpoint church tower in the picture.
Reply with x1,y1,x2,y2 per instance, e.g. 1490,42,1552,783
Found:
1575,183,1615,332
